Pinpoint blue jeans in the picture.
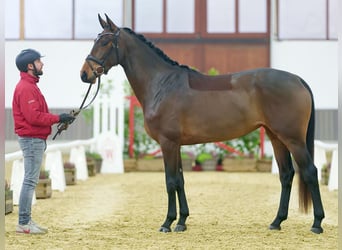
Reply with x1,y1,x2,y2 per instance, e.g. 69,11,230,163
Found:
18,137,46,225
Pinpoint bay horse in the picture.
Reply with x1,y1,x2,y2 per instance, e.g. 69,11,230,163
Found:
80,14,325,234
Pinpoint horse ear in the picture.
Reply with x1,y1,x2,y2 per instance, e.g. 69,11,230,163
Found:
98,14,107,29
105,14,118,31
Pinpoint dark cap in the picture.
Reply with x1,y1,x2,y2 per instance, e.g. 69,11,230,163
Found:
15,49,43,72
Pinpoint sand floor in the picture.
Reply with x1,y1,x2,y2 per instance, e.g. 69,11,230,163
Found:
5,172,338,249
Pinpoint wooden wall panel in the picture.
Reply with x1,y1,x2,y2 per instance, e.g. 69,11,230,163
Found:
156,43,202,70
203,44,270,74
154,42,269,74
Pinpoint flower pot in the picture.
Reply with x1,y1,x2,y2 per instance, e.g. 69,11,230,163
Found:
124,159,137,172
256,159,272,172
87,159,96,176
201,159,217,171
5,190,13,215
94,159,103,173
136,158,164,171
222,158,257,172
35,178,52,199
64,162,77,185
181,158,193,171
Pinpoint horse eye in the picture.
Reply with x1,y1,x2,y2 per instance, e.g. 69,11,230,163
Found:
100,40,110,46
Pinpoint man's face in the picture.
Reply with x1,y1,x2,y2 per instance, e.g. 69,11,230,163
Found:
28,58,44,76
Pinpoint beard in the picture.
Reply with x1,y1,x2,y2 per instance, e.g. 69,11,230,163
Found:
33,66,43,76
35,69,43,76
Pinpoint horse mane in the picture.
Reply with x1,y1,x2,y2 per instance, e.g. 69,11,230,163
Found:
122,27,197,72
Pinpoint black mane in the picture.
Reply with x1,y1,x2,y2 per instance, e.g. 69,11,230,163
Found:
122,27,196,72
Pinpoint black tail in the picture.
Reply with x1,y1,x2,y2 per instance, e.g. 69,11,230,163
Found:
298,78,315,213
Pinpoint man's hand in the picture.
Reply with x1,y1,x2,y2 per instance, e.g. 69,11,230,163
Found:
59,113,75,123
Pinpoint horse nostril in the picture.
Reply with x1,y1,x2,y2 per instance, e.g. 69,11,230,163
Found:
81,71,88,82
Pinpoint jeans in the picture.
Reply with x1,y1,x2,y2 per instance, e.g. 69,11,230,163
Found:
18,137,46,225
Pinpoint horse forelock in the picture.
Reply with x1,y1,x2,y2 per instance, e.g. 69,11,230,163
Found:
122,27,196,72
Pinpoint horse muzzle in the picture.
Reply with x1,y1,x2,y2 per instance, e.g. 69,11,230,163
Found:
81,70,93,83
80,62,99,84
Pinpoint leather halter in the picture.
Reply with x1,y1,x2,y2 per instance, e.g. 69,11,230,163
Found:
85,29,121,77
52,30,120,140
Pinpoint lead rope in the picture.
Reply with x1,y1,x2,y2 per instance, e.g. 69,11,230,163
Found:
52,76,101,140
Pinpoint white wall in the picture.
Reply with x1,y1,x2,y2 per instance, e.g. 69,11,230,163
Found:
271,40,338,109
5,41,127,108
6,38,338,110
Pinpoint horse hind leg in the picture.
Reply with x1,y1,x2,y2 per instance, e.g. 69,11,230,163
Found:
287,142,325,234
268,134,295,231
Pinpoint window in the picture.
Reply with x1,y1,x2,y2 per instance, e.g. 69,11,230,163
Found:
133,0,269,38
5,0,123,40
134,0,163,33
134,0,195,34
25,0,73,39
5,0,20,39
239,0,267,33
207,0,235,33
166,0,195,33
74,0,123,39
278,0,337,40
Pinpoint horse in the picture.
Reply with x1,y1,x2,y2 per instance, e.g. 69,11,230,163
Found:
80,14,325,234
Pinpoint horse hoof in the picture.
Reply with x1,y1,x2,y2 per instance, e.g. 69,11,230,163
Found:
311,227,323,234
269,224,281,231
174,224,187,232
159,226,171,233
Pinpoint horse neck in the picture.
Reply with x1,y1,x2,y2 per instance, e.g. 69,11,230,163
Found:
119,36,173,107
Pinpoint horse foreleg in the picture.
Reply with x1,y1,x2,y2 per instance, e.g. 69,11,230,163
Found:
159,174,177,233
269,137,295,230
174,168,189,232
159,140,189,232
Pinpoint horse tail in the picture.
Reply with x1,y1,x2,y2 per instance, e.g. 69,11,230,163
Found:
298,77,315,213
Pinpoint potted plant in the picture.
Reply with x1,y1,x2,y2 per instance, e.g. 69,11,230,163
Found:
64,162,77,185
86,151,103,174
136,154,165,172
321,162,331,185
181,151,193,171
35,170,52,199
221,130,260,172
5,180,13,215
193,144,217,171
256,155,273,172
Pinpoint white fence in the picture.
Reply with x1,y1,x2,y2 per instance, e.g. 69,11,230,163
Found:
6,139,96,205
271,140,338,191
5,79,126,204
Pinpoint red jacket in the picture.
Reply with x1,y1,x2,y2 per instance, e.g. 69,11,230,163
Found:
12,72,60,140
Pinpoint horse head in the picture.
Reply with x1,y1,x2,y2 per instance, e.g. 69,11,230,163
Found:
80,14,121,83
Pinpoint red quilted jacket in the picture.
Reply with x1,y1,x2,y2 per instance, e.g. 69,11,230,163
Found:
12,72,60,139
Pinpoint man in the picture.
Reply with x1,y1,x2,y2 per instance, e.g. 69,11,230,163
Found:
12,49,75,234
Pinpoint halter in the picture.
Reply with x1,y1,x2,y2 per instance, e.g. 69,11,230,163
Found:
52,29,120,140
85,29,121,77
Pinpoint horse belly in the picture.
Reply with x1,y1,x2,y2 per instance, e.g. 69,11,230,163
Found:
179,102,260,145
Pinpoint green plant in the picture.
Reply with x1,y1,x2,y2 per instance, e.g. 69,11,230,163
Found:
86,151,102,160
196,152,213,164
208,67,220,76
234,129,260,158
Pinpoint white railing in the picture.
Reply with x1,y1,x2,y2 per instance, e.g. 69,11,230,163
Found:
6,77,126,204
271,140,338,191
5,138,97,162
93,80,125,151
6,138,98,205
